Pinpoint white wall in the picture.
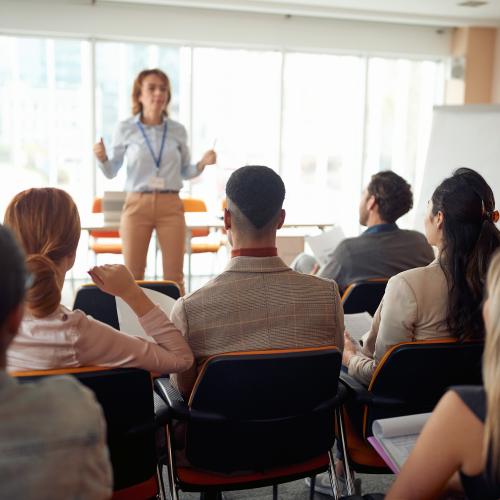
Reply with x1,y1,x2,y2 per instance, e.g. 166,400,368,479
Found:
0,0,451,57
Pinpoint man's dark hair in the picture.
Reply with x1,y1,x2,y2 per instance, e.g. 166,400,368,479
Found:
367,171,413,223
226,165,285,230
0,225,27,327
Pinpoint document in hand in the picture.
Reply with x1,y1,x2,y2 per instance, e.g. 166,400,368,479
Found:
344,312,373,342
305,226,345,266
116,288,176,338
368,412,431,473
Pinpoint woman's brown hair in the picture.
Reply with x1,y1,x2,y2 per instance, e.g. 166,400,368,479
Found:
4,188,81,318
131,68,171,116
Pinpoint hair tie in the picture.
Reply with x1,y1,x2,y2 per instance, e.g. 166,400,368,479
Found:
490,210,500,224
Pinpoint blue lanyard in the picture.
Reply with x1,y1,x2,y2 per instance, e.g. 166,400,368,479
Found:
136,120,168,169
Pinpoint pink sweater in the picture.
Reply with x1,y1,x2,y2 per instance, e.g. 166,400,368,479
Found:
7,305,194,373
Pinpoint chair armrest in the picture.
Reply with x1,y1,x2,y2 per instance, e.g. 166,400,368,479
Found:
340,372,373,404
339,372,406,409
154,378,229,423
154,377,190,421
311,383,349,413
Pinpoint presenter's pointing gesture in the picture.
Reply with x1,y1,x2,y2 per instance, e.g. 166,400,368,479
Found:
198,149,217,170
93,137,108,163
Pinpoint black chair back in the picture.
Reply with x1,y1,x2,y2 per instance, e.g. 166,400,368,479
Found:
16,368,156,491
185,347,342,473
364,340,484,436
73,281,180,329
342,280,388,316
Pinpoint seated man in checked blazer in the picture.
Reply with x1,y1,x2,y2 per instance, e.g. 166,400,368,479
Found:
170,165,344,397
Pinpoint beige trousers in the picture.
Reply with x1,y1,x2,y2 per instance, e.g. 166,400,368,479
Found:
120,192,185,295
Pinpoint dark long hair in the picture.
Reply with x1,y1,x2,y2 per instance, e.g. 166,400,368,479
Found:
432,168,500,340
0,225,27,328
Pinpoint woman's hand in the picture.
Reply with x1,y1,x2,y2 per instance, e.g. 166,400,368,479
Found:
198,149,217,170
88,264,139,300
93,138,108,163
88,264,156,317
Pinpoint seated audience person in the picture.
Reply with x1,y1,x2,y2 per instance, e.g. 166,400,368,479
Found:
4,187,194,373
0,224,112,499
387,248,500,500
343,167,500,385
292,171,434,292
171,165,344,397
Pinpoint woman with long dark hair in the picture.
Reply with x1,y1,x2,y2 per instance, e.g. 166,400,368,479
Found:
342,168,500,385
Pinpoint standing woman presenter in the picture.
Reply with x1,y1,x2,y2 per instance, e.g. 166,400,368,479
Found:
93,69,215,295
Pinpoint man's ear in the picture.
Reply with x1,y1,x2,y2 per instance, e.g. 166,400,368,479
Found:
276,209,286,230
367,194,377,212
223,208,231,231
436,210,444,230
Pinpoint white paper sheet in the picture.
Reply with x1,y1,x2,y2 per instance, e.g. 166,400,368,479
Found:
344,312,373,341
116,288,176,338
372,413,431,468
305,226,345,266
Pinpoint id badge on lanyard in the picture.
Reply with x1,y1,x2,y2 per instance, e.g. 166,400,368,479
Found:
137,120,168,190
148,175,165,190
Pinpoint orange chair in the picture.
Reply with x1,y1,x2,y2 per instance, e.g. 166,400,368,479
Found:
182,197,223,291
13,366,166,500
155,346,348,500
182,197,222,253
89,197,122,260
338,339,484,476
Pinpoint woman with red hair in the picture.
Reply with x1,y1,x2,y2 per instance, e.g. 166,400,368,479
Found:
93,69,216,295
4,187,194,374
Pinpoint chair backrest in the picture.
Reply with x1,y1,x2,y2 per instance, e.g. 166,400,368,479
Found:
90,197,120,239
363,339,484,437
182,197,209,237
13,367,157,492
73,280,180,330
185,346,342,473
341,279,388,316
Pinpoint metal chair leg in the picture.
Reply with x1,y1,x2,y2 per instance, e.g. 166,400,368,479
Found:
309,476,316,499
336,407,355,495
327,449,341,500
164,426,179,500
157,464,167,500
272,484,278,500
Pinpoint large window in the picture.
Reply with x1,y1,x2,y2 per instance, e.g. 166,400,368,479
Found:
0,33,445,236
0,36,91,216
95,41,186,194
190,48,282,211
281,53,366,234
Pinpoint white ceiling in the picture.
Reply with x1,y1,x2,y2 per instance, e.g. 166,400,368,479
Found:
104,0,500,26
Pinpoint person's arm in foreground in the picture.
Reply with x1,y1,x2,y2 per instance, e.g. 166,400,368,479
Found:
344,274,417,385
75,264,194,373
386,391,484,499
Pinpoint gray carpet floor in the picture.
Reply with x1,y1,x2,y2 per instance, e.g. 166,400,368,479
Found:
165,471,394,499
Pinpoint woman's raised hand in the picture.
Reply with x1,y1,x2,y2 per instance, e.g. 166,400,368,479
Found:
93,138,108,163
88,264,139,300
199,149,217,168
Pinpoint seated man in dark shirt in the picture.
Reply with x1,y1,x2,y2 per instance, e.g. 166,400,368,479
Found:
293,171,435,293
